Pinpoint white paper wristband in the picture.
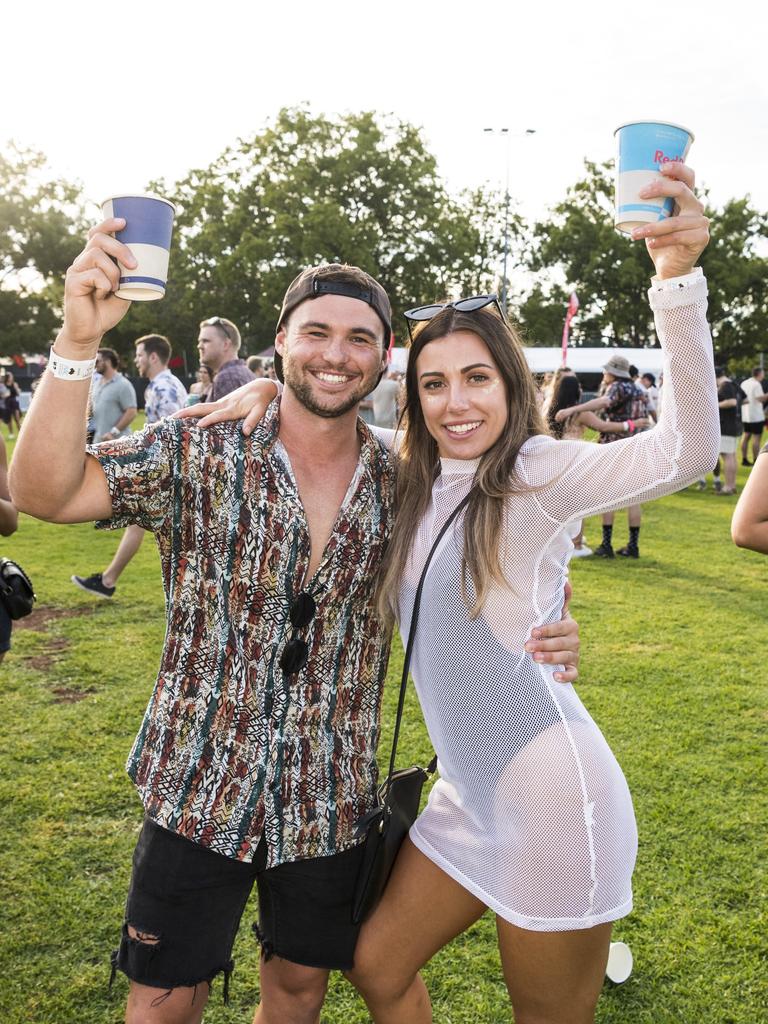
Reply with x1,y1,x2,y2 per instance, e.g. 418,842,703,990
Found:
49,346,97,380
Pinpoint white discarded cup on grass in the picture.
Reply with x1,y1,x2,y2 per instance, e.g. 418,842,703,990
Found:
101,193,176,301
605,941,633,983
614,120,694,234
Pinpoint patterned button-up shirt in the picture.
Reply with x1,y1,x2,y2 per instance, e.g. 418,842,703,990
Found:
144,368,188,423
209,358,256,401
599,380,650,444
89,398,396,866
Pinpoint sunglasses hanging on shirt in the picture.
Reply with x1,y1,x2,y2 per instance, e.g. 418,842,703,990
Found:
279,591,317,675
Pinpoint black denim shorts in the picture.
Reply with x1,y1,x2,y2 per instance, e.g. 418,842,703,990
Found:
112,817,366,997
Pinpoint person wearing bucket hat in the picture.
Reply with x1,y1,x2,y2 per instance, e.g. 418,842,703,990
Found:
601,354,633,379
555,351,652,557
10,233,582,1024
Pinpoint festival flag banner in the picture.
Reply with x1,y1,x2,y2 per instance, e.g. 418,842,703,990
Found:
562,292,579,365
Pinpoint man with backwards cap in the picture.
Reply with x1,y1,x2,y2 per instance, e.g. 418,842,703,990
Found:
10,216,580,1024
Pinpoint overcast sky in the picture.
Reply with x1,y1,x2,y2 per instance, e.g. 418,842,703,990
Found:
5,0,768,231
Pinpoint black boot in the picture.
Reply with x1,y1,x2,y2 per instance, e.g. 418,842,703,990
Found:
593,542,615,558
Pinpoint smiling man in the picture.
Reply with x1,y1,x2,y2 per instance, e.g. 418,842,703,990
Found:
9,224,580,1024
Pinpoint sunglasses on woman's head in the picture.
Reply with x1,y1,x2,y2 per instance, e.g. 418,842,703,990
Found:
403,294,505,344
279,591,316,676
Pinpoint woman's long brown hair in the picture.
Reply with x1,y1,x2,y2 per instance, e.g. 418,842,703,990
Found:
377,306,546,623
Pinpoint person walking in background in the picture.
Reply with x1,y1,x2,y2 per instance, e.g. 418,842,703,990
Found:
90,349,137,442
0,436,19,664
709,365,742,495
71,335,187,599
732,438,768,552
641,372,659,423
739,366,767,466
370,368,401,428
0,375,10,439
2,372,22,438
554,354,651,558
197,316,255,400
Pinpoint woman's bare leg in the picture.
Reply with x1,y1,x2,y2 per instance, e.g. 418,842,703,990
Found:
496,917,612,1024
346,838,486,1024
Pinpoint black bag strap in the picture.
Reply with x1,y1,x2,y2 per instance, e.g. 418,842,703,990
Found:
384,489,475,789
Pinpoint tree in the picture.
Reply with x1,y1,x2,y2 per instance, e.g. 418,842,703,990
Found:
0,144,88,356
518,160,768,363
522,160,657,348
110,107,509,360
697,197,768,370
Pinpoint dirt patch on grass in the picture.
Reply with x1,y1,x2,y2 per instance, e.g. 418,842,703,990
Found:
26,637,70,671
51,686,96,704
15,606,93,631
16,607,98,700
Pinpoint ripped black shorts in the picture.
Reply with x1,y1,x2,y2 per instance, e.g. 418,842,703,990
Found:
111,817,366,999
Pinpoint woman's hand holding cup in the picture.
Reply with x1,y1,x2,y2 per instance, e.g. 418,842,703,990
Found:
630,163,710,279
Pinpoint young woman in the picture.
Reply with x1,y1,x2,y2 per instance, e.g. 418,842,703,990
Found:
185,363,214,405
179,161,715,1023
545,370,649,441
342,162,715,1024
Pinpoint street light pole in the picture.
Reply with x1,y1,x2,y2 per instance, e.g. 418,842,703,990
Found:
483,127,536,316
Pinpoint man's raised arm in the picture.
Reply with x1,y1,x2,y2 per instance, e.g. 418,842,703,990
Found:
10,218,135,523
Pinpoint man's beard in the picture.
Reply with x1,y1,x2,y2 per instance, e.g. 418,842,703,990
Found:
284,362,379,419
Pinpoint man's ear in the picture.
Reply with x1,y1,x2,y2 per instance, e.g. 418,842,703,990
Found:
275,328,286,357
380,330,393,372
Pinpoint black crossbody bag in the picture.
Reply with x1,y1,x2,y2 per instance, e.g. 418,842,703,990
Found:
0,557,36,619
352,490,473,925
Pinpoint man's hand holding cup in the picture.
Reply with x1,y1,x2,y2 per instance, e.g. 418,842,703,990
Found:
58,217,134,354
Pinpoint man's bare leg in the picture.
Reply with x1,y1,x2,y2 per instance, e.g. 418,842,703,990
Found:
253,957,329,1024
126,979,208,1024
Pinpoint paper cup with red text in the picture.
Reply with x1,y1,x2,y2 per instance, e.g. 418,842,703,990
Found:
614,121,694,234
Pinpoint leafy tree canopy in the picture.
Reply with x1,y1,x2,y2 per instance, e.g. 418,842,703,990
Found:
0,144,87,355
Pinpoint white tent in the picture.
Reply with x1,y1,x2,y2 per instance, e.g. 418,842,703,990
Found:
523,346,664,378
390,345,664,379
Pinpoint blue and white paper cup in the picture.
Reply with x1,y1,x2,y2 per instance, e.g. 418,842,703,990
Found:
614,120,694,234
101,193,175,301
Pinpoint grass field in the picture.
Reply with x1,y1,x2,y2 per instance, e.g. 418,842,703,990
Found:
1,441,766,1024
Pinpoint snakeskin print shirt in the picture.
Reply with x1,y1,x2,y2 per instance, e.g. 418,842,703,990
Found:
89,398,395,866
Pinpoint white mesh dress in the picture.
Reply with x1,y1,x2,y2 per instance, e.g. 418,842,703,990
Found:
389,271,719,932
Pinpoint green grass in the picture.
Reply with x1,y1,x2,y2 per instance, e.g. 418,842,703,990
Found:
1,444,766,1023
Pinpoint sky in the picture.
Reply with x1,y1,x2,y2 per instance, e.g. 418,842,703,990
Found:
5,0,768,232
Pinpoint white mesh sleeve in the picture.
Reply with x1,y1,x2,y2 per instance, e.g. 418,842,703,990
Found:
521,271,719,524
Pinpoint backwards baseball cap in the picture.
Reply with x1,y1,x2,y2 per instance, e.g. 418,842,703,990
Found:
602,354,632,380
274,264,392,383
